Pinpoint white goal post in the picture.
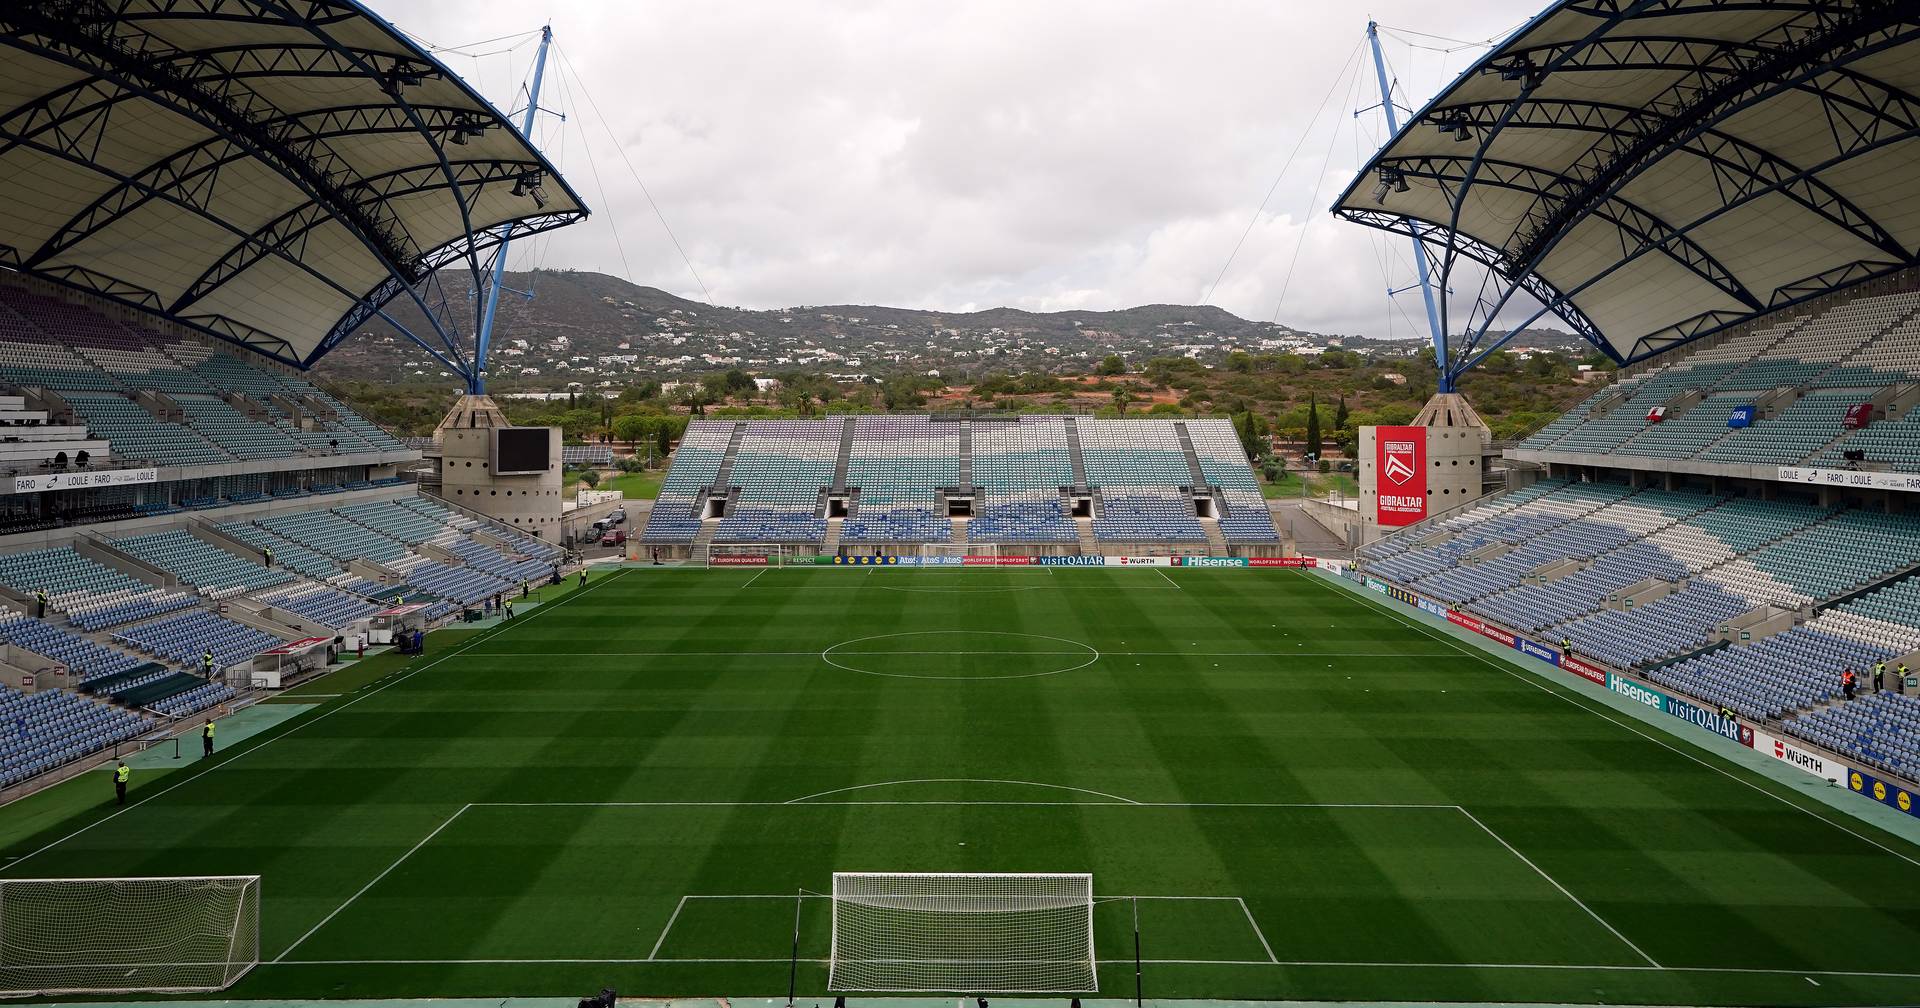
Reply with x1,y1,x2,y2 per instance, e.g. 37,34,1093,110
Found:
0,875,260,998
698,542,786,568
828,872,1095,993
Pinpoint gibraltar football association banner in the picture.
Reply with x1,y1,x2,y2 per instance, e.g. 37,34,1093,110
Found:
1375,426,1427,526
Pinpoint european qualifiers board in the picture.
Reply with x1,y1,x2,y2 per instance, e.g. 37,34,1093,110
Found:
2,566,1917,1006
492,427,552,475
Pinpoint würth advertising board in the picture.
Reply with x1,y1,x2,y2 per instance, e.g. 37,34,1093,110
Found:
1375,426,1427,527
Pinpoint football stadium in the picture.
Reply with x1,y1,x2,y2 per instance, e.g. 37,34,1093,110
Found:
0,2,1919,1008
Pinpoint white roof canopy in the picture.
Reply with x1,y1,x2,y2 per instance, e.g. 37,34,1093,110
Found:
1335,0,1920,365
0,1,586,369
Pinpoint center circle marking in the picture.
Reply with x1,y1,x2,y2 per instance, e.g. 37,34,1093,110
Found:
820,630,1100,680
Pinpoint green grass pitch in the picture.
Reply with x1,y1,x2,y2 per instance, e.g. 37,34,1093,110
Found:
5,566,1920,1005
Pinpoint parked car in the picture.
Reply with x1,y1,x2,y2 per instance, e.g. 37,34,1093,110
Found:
599,529,627,546
606,509,627,524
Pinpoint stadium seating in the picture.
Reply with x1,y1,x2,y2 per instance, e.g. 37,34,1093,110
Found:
257,583,381,628
643,420,732,543
112,610,283,669
1786,692,1920,780
0,612,154,683
1093,488,1206,542
0,546,155,613
970,491,1077,543
111,530,298,598
0,680,151,789
646,415,1275,546
62,393,228,465
256,509,410,565
844,417,959,544
1520,288,1920,469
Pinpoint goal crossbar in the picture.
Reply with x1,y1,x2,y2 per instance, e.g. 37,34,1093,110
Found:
699,542,786,568
828,871,1095,993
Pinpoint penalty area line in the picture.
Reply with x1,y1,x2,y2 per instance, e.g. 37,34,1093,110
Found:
273,803,475,963
1454,806,1660,969
257,957,1920,979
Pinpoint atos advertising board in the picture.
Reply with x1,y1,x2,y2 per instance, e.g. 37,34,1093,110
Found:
1375,426,1427,526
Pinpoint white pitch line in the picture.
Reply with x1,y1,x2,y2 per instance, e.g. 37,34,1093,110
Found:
0,568,632,874
472,800,1459,809
1298,571,1920,871
258,957,1920,979
1454,806,1660,969
1236,896,1279,964
1153,567,1180,589
742,568,768,588
783,778,1143,805
459,650,1458,658
646,895,689,960
273,803,474,962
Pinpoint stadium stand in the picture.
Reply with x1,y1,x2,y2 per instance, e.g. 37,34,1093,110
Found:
110,530,298,599
0,677,150,788
562,445,614,466
1358,278,1920,792
643,415,1276,549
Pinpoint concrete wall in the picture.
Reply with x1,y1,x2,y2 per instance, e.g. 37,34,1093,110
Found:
437,426,566,541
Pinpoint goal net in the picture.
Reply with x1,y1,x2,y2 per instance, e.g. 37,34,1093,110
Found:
828,872,1095,993
0,876,260,997
921,544,999,565
699,543,784,568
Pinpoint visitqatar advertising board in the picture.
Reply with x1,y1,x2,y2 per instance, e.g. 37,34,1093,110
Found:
1374,426,1427,527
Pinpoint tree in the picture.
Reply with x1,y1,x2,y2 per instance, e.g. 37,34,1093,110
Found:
611,414,651,446
1111,387,1131,415
1098,354,1125,376
1334,395,1350,431
1306,394,1323,460
578,469,600,488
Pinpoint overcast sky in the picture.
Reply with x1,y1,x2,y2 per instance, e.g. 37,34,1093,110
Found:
382,0,1543,339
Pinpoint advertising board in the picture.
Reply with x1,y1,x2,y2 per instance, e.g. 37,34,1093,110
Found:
1036,555,1106,567
1847,769,1919,819
1776,466,1920,494
1607,672,1666,711
963,555,1032,566
1445,609,1514,647
711,554,770,566
1515,638,1561,666
1752,729,1845,780
1374,425,1428,526
10,467,157,494
1661,693,1748,744
1178,557,1248,568
1248,557,1318,568
1114,556,1173,567
1560,654,1607,685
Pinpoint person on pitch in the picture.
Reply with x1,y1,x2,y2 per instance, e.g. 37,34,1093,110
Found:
112,760,130,804
202,718,216,758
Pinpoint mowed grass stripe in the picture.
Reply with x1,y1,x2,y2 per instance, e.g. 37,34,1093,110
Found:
3,568,1918,1005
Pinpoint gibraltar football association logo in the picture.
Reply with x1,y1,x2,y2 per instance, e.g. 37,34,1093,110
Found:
1383,448,1417,485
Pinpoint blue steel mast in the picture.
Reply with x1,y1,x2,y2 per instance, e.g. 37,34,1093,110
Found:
1365,20,1451,393
472,24,554,394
